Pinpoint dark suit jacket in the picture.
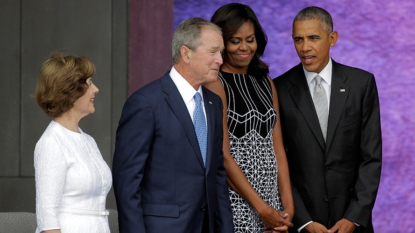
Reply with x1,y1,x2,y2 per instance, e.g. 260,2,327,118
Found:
274,61,382,233
112,72,234,233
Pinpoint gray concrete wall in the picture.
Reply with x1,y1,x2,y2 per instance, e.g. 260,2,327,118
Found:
0,0,128,212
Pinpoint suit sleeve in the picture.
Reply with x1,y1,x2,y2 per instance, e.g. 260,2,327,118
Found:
273,77,313,230
214,98,234,233
112,93,154,233
281,117,313,229
344,74,382,227
290,181,313,230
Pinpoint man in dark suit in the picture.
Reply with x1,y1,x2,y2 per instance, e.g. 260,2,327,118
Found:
112,18,234,233
274,7,382,233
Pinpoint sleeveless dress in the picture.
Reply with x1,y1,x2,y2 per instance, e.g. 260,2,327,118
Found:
218,71,283,232
34,121,112,233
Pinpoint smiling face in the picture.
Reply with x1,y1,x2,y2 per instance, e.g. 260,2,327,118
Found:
187,27,224,87
222,21,257,74
73,77,99,117
292,19,338,73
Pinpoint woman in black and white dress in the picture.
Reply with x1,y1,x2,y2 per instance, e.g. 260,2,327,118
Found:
205,3,294,233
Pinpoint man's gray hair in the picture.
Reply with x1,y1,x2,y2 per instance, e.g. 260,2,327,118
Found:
293,6,333,35
172,17,222,64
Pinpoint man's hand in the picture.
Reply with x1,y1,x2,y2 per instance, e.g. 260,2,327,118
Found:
303,222,329,233
328,218,356,233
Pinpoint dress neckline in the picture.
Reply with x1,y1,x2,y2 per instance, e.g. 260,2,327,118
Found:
52,120,84,136
220,70,249,76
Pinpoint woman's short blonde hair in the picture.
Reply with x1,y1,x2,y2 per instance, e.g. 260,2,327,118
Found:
35,53,96,117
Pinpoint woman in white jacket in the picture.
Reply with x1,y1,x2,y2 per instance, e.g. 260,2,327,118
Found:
34,53,112,233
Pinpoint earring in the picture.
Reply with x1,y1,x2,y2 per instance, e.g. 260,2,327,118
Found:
74,102,75,105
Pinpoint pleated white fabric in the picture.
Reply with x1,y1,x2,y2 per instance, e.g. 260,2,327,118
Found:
34,121,112,233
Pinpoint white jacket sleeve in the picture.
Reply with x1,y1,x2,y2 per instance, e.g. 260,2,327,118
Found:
34,135,67,232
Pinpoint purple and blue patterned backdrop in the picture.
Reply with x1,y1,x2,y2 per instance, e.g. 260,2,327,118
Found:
174,0,415,231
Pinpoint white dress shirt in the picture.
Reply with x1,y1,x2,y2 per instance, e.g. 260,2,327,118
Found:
304,58,332,110
169,66,207,127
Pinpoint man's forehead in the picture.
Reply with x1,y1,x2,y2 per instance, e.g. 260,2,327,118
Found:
293,19,325,34
201,27,221,37
199,30,223,46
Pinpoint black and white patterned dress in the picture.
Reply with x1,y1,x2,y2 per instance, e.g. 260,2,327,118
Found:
218,71,283,232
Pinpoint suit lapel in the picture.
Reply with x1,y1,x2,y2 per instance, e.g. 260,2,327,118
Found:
203,87,214,173
288,64,326,149
325,61,350,154
161,74,206,170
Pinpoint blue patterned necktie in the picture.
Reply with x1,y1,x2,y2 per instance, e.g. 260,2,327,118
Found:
193,92,207,166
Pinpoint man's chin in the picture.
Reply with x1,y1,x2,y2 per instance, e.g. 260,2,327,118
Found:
207,76,218,83
206,73,218,82
302,63,317,73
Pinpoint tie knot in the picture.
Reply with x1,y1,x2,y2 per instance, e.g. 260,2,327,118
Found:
315,75,322,85
194,92,202,102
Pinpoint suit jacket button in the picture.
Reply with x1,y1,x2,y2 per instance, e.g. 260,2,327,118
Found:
200,206,206,212
324,196,329,202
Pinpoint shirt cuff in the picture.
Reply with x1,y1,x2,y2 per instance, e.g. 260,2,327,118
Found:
296,220,358,232
298,221,313,232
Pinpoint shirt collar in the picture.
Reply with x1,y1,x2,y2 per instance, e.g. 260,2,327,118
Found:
169,66,203,105
303,58,333,85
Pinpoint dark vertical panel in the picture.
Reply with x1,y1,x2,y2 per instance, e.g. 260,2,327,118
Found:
108,0,129,210
111,0,128,159
0,178,35,212
20,0,112,176
129,0,174,94
0,0,20,176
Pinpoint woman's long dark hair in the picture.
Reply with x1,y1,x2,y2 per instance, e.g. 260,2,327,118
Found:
211,3,269,77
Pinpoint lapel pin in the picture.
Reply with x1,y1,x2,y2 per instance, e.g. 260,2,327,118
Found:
340,89,345,92
209,101,212,105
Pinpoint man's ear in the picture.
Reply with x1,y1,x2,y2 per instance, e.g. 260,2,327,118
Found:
329,31,338,47
180,46,191,64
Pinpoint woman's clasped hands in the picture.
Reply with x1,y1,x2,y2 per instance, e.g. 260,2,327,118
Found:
260,206,293,233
